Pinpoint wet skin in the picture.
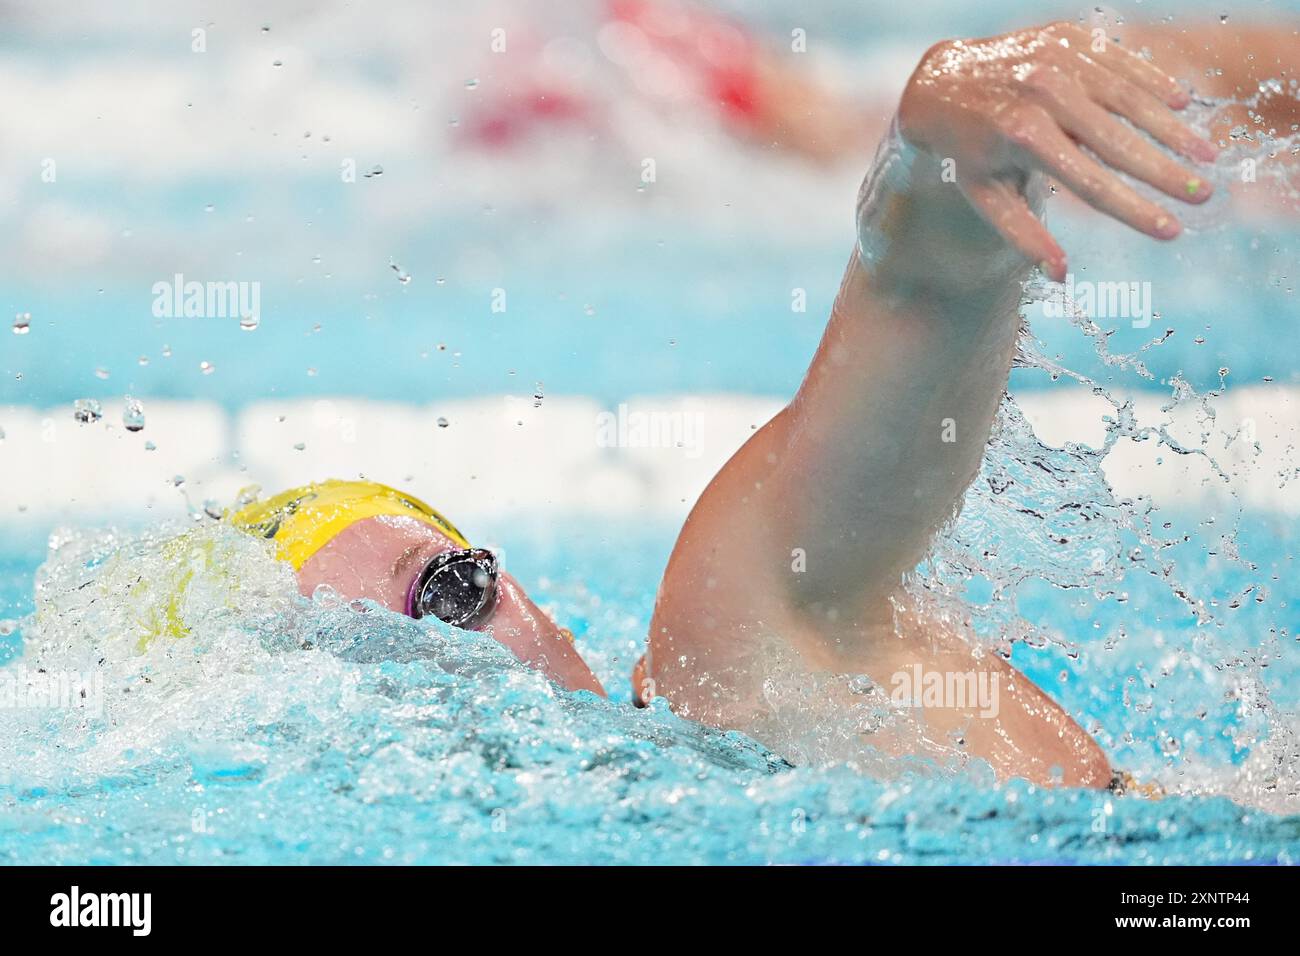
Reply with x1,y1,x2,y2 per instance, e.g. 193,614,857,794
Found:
296,515,605,696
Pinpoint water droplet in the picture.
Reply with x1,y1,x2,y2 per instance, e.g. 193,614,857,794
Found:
240,313,260,331
12,313,30,335
465,78,480,89
1219,14,1229,24
272,59,283,67
138,355,150,366
293,441,306,451
123,396,146,432
200,360,215,375
162,345,173,358
204,203,215,213
312,583,342,608
94,367,110,380
72,399,103,424
390,262,412,284
144,440,157,451
363,164,384,179
533,382,545,408
437,416,450,428
172,474,185,487
584,304,596,316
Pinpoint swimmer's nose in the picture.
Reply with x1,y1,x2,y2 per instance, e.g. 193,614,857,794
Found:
486,573,607,696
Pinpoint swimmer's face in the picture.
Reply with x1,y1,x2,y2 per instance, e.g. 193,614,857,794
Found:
296,516,605,696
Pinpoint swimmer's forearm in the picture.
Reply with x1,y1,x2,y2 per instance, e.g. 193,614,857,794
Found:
766,233,1025,613
739,115,1037,615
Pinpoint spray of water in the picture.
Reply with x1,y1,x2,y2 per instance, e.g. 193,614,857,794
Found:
910,95,1299,810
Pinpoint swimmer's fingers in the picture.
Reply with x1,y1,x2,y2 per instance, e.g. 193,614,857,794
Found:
1082,65,1219,164
1052,21,1189,108
1025,75,1214,203
960,177,1066,281
1007,111,1181,241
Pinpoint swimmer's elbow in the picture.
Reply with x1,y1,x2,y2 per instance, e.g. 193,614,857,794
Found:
1064,727,1113,790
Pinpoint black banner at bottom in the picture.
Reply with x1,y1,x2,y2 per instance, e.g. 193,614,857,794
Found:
0,864,1285,940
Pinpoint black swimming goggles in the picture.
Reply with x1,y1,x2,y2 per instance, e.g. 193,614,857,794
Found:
405,547,500,629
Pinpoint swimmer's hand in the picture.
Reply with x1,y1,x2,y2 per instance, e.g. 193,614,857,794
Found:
896,21,1218,282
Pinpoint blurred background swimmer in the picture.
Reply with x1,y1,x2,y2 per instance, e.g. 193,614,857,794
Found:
459,0,1298,195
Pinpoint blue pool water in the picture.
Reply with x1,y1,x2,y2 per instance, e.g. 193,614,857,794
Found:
1,0,1297,865
0,493,1295,865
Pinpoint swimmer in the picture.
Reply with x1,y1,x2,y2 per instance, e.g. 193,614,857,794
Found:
219,21,1220,789
226,481,607,696
461,3,1296,170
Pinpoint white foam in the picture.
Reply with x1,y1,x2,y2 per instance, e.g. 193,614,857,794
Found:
1,387,1296,529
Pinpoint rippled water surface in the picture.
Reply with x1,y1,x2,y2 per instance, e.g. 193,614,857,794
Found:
0,499,1294,865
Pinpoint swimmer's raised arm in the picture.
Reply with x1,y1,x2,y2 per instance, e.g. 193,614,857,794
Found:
643,23,1218,784
760,21,1217,598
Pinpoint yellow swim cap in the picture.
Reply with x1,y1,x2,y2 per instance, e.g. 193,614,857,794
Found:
228,479,470,570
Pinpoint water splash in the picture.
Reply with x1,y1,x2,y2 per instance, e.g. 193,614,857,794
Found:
1,517,1294,864
72,399,102,424
907,98,1299,811
123,396,146,433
